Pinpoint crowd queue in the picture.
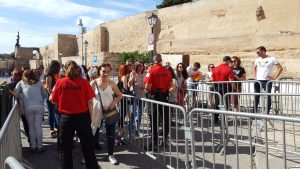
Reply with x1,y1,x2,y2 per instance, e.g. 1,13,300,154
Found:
6,46,282,169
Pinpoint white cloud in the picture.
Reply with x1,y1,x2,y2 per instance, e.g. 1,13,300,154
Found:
105,0,146,12
0,0,123,19
0,17,17,24
76,16,104,29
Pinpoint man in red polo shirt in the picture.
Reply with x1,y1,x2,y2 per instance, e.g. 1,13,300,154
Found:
144,54,175,150
212,56,235,123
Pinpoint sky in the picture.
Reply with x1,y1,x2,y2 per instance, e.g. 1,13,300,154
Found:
0,0,162,54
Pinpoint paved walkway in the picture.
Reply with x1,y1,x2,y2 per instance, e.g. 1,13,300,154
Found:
20,115,166,169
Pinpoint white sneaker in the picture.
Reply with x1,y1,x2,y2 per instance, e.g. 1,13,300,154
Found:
109,155,117,165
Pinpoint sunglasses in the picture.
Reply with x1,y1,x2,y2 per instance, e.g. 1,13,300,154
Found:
209,66,215,68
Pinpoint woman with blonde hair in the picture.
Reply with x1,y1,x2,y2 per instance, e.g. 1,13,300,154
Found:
51,60,99,169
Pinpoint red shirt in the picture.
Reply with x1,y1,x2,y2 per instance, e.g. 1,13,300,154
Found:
144,63,172,93
52,77,95,114
212,64,235,81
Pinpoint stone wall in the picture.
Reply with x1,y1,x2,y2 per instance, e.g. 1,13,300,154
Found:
39,0,300,77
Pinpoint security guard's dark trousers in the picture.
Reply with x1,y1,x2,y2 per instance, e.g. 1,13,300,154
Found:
150,91,170,145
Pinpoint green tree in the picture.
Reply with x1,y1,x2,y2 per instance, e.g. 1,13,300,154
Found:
120,51,152,64
156,0,192,9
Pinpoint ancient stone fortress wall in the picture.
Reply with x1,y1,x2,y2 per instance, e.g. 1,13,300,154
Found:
39,0,300,77
84,0,299,77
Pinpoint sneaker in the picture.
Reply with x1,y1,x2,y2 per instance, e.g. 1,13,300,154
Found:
81,158,85,164
29,147,37,153
37,147,47,153
109,155,118,165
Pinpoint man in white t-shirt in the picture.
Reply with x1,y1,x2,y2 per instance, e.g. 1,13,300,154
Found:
253,46,283,114
186,62,201,108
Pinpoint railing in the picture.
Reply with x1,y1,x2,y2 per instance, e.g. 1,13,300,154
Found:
119,94,190,169
187,108,300,169
4,156,25,169
0,103,23,169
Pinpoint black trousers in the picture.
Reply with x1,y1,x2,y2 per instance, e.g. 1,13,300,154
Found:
254,80,272,114
149,91,170,145
214,84,229,121
59,112,99,169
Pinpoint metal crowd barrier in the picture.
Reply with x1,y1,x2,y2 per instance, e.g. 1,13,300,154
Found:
4,156,25,169
119,94,190,169
187,108,300,169
267,80,300,94
187,80,262,94
223,92,300,117
0,103,22,169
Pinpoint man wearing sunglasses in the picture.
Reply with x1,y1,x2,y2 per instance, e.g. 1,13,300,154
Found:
253,46,283,114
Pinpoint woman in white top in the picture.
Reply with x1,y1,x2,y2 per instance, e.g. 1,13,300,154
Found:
128,63,145,137
90,63,123,165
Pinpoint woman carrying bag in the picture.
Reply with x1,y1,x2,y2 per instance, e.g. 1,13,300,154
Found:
90,63,123,165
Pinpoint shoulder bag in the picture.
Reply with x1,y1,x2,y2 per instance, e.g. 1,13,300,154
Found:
95,80,119,126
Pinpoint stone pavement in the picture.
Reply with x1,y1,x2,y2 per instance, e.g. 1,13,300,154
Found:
20,115,166,169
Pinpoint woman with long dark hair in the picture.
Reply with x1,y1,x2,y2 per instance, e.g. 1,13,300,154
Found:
45,60,60,137
51,60,99,169
14,69,48,152
128,63,145,137
175,63,188,106
90,63,122,165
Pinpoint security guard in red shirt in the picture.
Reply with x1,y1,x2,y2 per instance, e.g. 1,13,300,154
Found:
144,54,175,150
212,56,235,123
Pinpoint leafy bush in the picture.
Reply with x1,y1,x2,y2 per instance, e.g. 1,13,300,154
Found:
120,51,152,64
157,0,192,9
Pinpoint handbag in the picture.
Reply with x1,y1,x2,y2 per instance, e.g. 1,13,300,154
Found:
95,81,119,126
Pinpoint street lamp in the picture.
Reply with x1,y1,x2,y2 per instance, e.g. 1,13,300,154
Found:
147,13,158,58
84,40,88,66
77,18,86,65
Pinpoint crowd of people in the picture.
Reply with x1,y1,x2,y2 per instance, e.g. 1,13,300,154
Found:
5,45,283,169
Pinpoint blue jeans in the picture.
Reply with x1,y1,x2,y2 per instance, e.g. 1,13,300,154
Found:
129,99,142,135
47,100,59,130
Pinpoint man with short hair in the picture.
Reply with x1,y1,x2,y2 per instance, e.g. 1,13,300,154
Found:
186,62,201,108
144,54,176,150
253,46,283,114
212,56,235,123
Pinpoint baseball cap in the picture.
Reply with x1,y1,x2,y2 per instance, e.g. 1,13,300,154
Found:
153,54,162,63
223,56,232,62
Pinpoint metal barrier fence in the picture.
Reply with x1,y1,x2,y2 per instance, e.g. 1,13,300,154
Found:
4,156,25,169
187,80,262,94
119,94,190,169
267,80,300,94
223,92,300,117
187,108,300,169
0,103,22,169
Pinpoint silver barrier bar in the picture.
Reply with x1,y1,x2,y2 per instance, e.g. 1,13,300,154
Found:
120,94,190,169
0,103,22,169
188,108,300,169
4,156,25,169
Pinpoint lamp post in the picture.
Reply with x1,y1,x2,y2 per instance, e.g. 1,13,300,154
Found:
84,40,88,66
77,19,86,65
147,13,158,58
